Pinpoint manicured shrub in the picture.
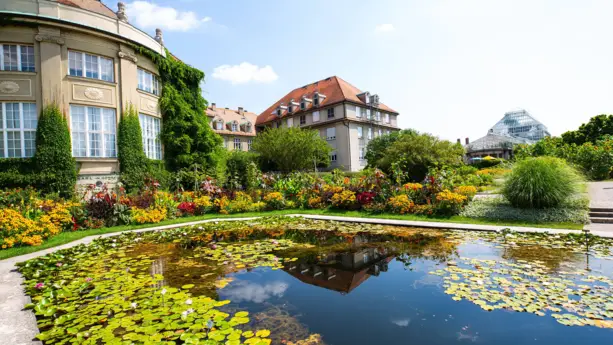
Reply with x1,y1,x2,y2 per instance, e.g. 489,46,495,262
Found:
34,104,76,198
118,105,149,192
503,157,583,209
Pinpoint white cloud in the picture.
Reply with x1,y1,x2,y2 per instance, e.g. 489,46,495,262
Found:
391,318,411,327
212,62,279,85
220,281,288,303
125,1,211,32
375,24,395,33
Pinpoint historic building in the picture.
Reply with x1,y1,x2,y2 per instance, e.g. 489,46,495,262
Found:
463,109,551,161
0,0,167,188
256,76,400,171
206,104,258,152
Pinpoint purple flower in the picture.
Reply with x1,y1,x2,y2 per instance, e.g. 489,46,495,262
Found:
85,277,92,282
35,283,44,289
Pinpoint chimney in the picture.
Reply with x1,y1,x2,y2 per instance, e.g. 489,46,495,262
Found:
238,107,244,115
117,2,128,22
457,138,461,144
210,103,216,110
465,137,470,145
154,28,164,46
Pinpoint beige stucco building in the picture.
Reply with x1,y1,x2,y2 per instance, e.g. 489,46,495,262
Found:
256,76,400,171
0,0,167,188
206,104,258,152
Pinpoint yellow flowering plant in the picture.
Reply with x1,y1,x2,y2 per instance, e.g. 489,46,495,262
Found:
130,207,167,225
0,209,60,248
453,185,478,198
388,194,415,214
330,190,357,210
263,192,285,210
434,190,467,215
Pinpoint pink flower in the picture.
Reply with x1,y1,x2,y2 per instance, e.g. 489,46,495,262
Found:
56,262,63,267
85,277,92,282
35,283,44,289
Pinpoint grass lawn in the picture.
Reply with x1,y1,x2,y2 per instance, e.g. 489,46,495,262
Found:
0,209,583,261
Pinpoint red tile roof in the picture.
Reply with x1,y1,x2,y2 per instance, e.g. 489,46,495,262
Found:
206,106,258,137
58,0,118,19
256,76,398,125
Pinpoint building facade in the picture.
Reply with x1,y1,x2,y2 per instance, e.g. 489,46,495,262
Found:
0,0,167,188
256,76,400,171
206,104,257,152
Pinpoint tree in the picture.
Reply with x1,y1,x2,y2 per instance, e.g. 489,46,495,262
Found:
252,127,332,173
369,130,464,182
365,130,405,169
118,104,149,191
561,114,613,145
34,104,76,197
225,150,260,190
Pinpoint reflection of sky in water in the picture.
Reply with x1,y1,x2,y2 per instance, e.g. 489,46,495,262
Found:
219,280,288,303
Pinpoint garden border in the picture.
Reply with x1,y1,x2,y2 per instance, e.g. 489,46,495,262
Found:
0,215,605,345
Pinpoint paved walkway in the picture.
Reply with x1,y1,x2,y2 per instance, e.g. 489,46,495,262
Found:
0,215,605,345
585,181,613,234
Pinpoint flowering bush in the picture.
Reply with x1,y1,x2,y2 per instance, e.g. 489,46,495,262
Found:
177,202,196,216
130,207,167,224
226,192,253,214
194,196,212,214
356,192,376,206
330,190,358,210
214,196,231,214
388,194,414,214
0,209,60,248
434,190,467,215
403,183,423,191
263,192,285,210
307,196,325,209
453,185,478,198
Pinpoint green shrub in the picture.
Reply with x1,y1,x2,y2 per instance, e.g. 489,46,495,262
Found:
34,104,76,198
118,105,150,191
503,157,583,209
225,151,260,190
460,196,589,224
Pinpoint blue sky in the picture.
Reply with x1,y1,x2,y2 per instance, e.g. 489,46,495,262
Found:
104,0,613,141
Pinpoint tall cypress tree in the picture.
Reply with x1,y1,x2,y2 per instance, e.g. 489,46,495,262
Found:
118,104,149,191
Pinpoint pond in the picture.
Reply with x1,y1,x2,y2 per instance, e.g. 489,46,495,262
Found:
18,217,613,345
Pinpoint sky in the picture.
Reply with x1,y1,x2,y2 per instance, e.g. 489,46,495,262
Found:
103,0,613,141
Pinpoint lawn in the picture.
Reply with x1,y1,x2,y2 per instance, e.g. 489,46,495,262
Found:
0,209,583,260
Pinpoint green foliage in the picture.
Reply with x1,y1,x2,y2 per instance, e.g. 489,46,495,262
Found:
561,114,613,145
364,130,406,168
503,157,583,209
369,130,464,182
253,127,332,172
134,47,223,172
33,104,76,198
460,196,589,224
118,105,150,191
225,151,260,190
471,158,504,169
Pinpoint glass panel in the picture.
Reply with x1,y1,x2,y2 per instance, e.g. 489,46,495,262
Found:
22,103,37,129
85,54,99,79
69,51,83,77
100,57,114,82
20,46,35,72
6,131,21,157
104,134,116,157
3,45,19,71
89,133,101,157
5,103,20,129
70,105,86,157
0,132,3,158
88,107,101,131
24,131,36,157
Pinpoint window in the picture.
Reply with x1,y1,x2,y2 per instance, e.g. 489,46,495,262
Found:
137,68,160,95
233,138,241,150
357,126,363,139
288,105,293,113
300,115,306,125
330,151,337,162
366,109,371,120
1,45,34,72
313,111,320,122
248,139,253,151
216,120,223,130
367,128,373,140
376,111,381,121
356,106,361,118
287,117,293,127
68,51,114,82
231,122,238,132
359,147,365,161
276,121,282,128
385,113,390,123
70,105,116,158
276,109,282,116
0,102,37,158
327,108,335,119
313,94,319,106
326,127,336,140
139,114,162,159
300,100,306,110
386,130,391,135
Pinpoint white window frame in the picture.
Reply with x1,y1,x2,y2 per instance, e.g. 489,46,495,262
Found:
287,117,294,127
70,105,117,158
299,115,306,125
377,129,382,137
139,113,162,160
68,50,114,82
376,111,381,121
366,109,371,120
0,102,37,158
231,122,238,132
359,146,365,161
215,120,223,130
300,101,306,110
327,108,335,119
356,106,361,118
313,111,320,122
313,94,320,106
248,139,253,151
137,68,160,96
385,113,390,123
330,151,337,162
357,126,363,139
368,128,373,140
326,127,336,141
233,137,241,150
0,44,35,72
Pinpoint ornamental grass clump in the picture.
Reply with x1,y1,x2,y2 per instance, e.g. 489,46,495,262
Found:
503,157,583,209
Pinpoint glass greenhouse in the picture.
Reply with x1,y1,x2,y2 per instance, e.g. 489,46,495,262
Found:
489,109,551,142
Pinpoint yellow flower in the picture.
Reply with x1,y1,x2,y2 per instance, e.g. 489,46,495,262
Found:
388,195,414,214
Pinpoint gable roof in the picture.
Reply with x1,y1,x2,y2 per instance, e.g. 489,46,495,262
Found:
256,76,398,125
58,0,118,19
206,105,258,137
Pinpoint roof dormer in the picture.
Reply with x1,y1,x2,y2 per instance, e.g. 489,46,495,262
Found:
272,103,288,117
313,91,326,107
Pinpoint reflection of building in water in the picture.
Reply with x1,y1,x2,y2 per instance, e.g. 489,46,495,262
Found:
151,257,168,288
283,246,393,294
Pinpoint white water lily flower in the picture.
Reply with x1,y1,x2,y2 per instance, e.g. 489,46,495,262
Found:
185,299,193,305
131,302,137,309
198,226,203,230
161,288,167,295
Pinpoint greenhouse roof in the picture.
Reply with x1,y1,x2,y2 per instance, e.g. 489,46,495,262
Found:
489,109,551,142
466,133,531,152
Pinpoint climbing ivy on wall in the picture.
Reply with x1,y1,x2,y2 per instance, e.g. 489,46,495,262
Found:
134,47,223,173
